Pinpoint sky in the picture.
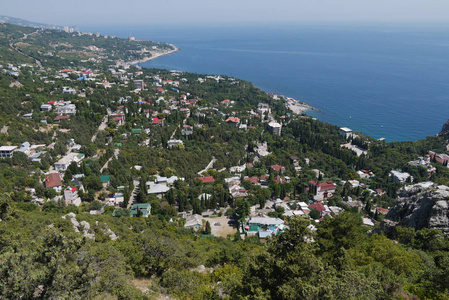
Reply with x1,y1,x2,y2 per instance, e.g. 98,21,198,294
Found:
3,0,449,27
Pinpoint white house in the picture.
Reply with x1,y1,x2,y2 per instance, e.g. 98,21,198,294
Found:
0,146,17,158
55,153,84,171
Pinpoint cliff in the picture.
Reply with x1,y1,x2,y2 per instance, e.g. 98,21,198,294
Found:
439,119,449,137
380,182,449,237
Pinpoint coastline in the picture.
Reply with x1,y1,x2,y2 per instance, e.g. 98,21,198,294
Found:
126,44,179,67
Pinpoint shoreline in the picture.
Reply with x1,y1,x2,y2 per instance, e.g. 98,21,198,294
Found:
126,44,179,67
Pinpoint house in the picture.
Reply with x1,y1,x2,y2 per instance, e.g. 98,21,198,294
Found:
55,104,76,115
244,176,259,185
55,153,84,171
220,99,230,106
376,207,389,216
41,104,52,112
146,175,182,198
268,122,282,135
248,217,284,228
181,125,193,136
195,176,215,184
152,117,164,126
225,117,240,126
64,187,81,206
100,175,111,187
0,146,17,158
62,87,76,94
130,203,151,217
429,151,449,165
271,165,285,173
45,173,63,193
185,214,203,230
167,139,183,148
339,127,353,139
308,180,336,199
54,115,70,122
309,202,331,217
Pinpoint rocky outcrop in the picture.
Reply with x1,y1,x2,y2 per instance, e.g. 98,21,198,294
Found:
441,119,449,135
380,182,449,237
62,213,118,240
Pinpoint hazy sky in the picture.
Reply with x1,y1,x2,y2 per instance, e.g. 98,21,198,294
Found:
3,0,449,26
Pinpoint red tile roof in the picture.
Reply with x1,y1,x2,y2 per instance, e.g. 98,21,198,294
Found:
244,176,259,185
226,117,240,123
271,165,285,172
195,176,215,184
152,118,163,125
309,202,326,212
54,115,70,121
45,173,62,188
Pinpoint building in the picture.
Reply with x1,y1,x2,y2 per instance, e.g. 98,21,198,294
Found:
271,165,285,173
146,175,182,198
339,127,353,139
133,80,145,89
0,146,17,158
64,187,81,206
185,214,203,230
268,122,282,135
40,104,52,112
309,180,336,199
55,104,76,115
45,173,62,193
55,153,84,171
225,117,240,126
167,139,183,148
195,176,215,184
130,203,151,217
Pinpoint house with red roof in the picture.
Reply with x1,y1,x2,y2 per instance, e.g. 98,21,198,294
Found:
244,176,259,185
220,99,230,106
308,180,336,199
152,117,164,126
376,207,389,216
45,173,62,193
271,165,285,173
309,202,331,217
195,176,215,184
259,174,269,186
54,115,70,122
225,117,240,127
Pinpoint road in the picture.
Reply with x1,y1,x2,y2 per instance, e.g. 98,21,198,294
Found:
92,117,108,142
127,179,141,209
198,157,217,175
100,148,119,173
9,31,42,66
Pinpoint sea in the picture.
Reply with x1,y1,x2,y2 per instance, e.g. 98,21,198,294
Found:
80,23,449,142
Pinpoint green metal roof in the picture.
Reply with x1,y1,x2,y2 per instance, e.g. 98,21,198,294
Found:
131,128,141,134
100,175,111,182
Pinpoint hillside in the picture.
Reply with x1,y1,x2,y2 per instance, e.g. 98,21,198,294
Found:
0,21,449,299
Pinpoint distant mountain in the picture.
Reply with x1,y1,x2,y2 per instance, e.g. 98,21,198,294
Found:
0,15,65,30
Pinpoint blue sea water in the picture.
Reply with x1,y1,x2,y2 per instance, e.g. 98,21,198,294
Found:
81,23,449,142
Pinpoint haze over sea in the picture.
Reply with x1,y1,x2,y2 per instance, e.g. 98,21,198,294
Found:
82,23,449,142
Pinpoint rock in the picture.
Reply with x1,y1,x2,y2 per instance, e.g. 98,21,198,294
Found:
380,182,449,236
80,220,90,231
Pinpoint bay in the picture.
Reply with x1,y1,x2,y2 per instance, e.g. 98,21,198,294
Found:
81,23,449,142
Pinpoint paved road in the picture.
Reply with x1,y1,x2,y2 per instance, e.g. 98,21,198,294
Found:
100,148,119,173
92,117,108,142
198,157,217,175
127,179,140,209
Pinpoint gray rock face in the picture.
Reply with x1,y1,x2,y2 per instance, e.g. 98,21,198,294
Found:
380,182,449,236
